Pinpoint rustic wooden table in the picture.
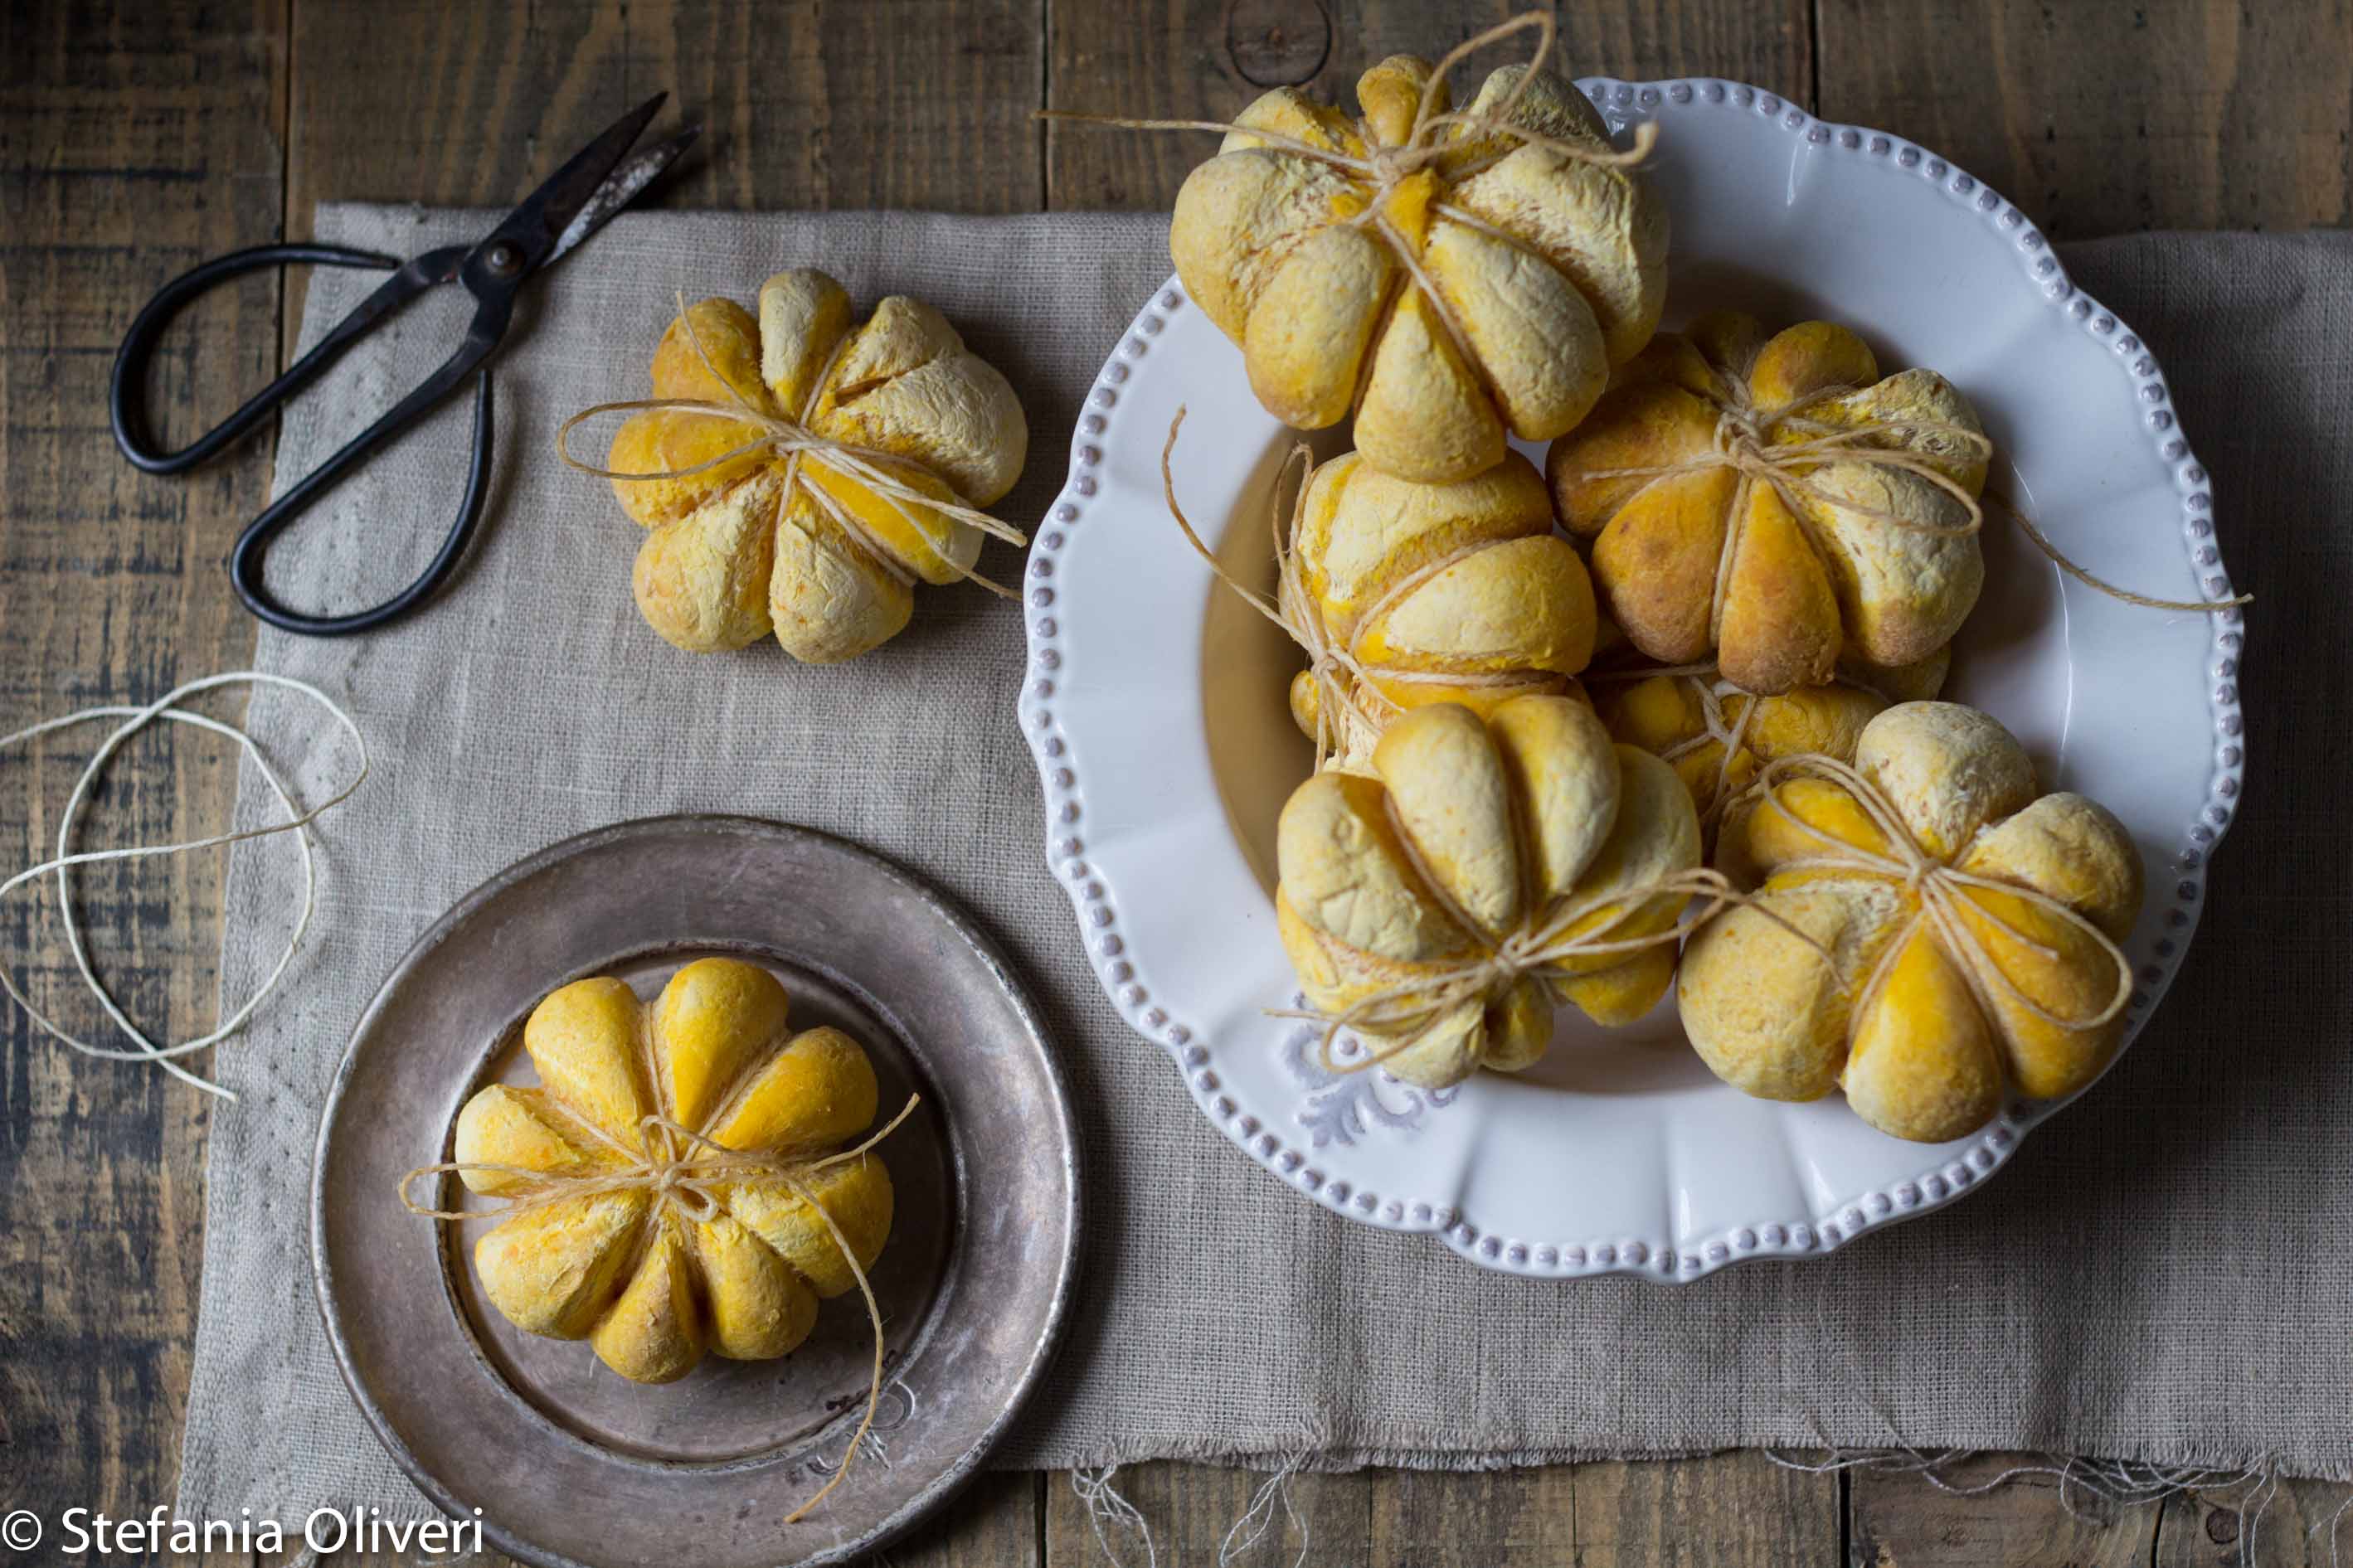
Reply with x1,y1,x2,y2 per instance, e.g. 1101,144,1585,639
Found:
4,2,2348,1563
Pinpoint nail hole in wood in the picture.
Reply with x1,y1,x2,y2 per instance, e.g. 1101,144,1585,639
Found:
1224,0,1333,88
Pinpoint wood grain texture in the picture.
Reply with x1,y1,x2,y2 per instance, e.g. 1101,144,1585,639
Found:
1572,1454,1838,1567
0,0,281,1541
2154,1478,2353,1568
888,1471,1046,1566
1041,1454,1836,1565
1044,0,1812,211
288,0,1045,221
1847,1454,2159,1566
1817,0,2353,238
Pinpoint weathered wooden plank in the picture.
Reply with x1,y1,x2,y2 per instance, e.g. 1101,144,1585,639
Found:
1574,1454,1839,1567
887,1469,1045,1566
1043,1462,1366,1566
1847,1453,2159,1567
2155,1476,2353,1568
1044,0,1815,212
1370,1464,1579,1564
1816,0,2353,236
287,0,1045,221
1042,1454,1835,1566
0,0,284,1546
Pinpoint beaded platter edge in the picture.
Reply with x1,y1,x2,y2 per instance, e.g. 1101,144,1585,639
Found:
1014,78,2244,1282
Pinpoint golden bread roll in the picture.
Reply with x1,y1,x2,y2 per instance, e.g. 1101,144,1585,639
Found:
600,270,1027,663
1678,701,2144,1143
1277,696,1703,1088
448,959,894,1383
1589,647,1945,824
1169,54,1667,482
1285,449,1597,765
1548,313,1986,695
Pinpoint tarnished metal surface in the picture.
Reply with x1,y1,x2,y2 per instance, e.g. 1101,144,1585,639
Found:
312,815,1080,1568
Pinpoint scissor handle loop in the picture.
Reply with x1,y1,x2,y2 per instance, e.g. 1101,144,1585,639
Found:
228,368,497,638
109,242,401,474
222,254,512,638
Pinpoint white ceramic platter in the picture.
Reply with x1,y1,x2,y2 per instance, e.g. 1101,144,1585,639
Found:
1018,79,2244,1280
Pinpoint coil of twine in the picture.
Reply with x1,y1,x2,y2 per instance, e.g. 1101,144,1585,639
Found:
0,672,367,1101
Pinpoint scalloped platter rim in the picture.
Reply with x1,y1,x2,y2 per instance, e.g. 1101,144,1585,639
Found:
1016,77,2244,1281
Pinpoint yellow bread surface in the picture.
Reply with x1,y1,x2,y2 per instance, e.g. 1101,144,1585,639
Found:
1291,450,1597,763
1169,56,1665,481
600,269,1026,663
1275,696,1701,1088
1548,313,1986,695
1677,701,2144,1142
450,958,897,1383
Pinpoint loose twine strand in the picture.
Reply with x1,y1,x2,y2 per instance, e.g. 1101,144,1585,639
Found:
557,293,1028,601
1585,661,1763,827
1072,1467,1160,1568
1218,1456,1310,1568
401,1089,920,1525
1160,412,1840,1077
1159,409,1553,769
1767,1445,2350,1568
1277,838,1748,1080
1043,12,1658,391
0,672,367,1102
1580,345,2250,629
1738,751,2134,1041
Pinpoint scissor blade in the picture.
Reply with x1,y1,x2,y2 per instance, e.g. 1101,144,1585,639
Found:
474,92,669,274
549,126,699,266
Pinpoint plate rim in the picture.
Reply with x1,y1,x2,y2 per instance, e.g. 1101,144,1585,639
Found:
1014,76,2244,1282
309,811,1082,1566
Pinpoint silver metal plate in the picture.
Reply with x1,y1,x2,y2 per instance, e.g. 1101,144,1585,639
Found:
312,815,1080,1568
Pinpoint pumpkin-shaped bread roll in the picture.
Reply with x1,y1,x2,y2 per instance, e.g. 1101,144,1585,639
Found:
1285,450,1597,765
1169,54,1666,482
1548,313,1987,696
450,959,893,1382
1277,696,1703,1088
1592,647,1947,824
602,270,1028,663
1679,702,2143,1143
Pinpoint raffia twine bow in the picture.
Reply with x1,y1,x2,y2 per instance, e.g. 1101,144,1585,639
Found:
1283,855,1745,1080
1043,12,1657,391
400,1090,920,1525
1586,659,1908,829
557,294,1028,601
1159,409,1560,769
1582,345,2251,629
1585,660,1764,827
1280,775,1843,1078
1734,752,2134,1044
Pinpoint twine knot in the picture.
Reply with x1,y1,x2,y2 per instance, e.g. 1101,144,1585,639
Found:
1736,753,2132,1037
1583,338,2251,628
401,1091,922,1526
1711,403,1772,469
558,294,1028,601
1160,410,1569,768
1043,12,1657,404
1367,145,1423,188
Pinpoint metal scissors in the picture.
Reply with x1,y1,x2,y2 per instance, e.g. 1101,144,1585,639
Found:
109,95,698,637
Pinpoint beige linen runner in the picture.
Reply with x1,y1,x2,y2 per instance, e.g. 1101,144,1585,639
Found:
177,206,2350,1523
